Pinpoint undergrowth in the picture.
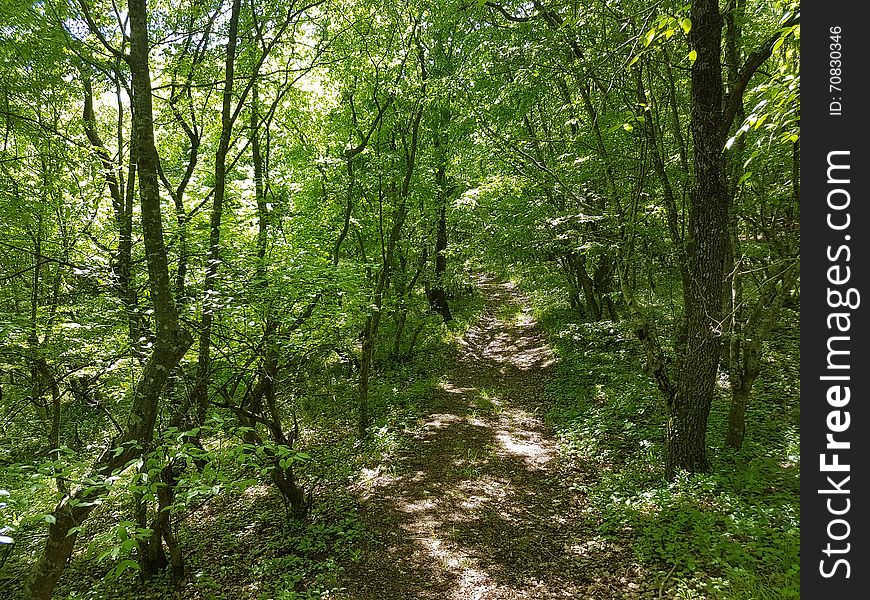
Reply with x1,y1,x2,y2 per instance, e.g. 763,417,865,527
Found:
1,289,484,600
520,273,800,600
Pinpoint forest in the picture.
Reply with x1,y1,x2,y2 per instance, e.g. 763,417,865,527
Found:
0,0,800,598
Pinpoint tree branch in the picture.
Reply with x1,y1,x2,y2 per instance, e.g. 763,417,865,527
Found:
76,0,129,62
721,13,799,137
483,2,540,22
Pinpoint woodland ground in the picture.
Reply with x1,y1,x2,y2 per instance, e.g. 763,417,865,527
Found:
3,274,799,600
341,275,658,599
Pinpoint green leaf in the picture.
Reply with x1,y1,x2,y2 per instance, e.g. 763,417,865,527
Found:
688,50,697,63
681,18,692,34
97,548,114,562
772,36,785,53
115,559,140,574
43,514,56,524
623,123,634,132
644,29,656,47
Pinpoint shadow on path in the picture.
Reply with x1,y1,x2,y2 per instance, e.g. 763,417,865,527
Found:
342,276,658,599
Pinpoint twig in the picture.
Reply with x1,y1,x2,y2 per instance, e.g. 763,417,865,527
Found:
659,563,678,598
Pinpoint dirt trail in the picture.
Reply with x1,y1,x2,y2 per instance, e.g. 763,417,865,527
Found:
341,276,657,599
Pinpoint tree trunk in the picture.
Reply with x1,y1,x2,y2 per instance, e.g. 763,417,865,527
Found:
191,0,242,423
725,379,754,450
83,80,145,355
428,105,452,322
391,309,407,359
25,2,193,596
665,0,728,477
261,342,307,515
134,465,166,579
357,101,422,436
158,470,185,582
576,254,601,321
135,460,184,580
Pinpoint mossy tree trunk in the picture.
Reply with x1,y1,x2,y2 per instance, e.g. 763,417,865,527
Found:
25,2,193,597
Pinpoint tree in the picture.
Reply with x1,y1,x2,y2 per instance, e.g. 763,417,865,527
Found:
465,0,798,474
25,1,194,596
0,0,801,593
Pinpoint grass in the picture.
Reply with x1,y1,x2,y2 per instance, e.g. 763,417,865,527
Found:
453,448,485,480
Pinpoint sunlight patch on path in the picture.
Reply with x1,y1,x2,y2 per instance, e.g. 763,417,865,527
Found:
423,412,464,429
489,404,557,470
343,276,649,599
454,477,511,513
440,382,477,395
494,429,553,469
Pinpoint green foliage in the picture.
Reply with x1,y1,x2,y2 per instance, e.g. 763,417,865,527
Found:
528,285,799,599
88,522,151,580
248,509,365,599
0,0,799,597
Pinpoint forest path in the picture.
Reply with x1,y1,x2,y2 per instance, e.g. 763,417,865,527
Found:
341,276,656,599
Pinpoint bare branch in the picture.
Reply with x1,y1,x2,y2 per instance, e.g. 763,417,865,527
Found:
76,0,129,62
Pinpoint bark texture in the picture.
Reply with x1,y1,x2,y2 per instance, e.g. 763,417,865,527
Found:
666,0,728,476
